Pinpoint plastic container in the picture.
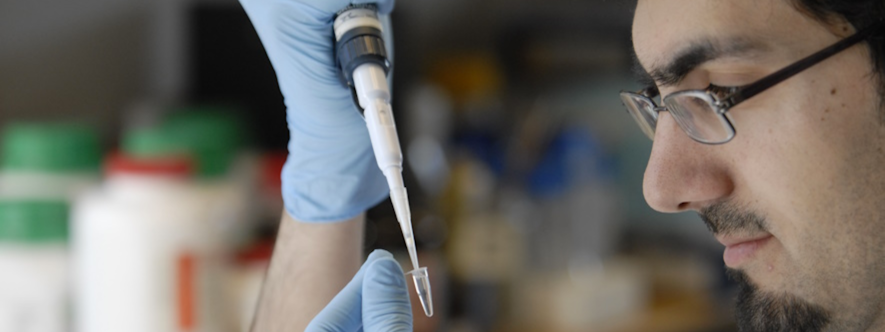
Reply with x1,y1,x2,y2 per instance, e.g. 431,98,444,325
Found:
72,129,223,332
0,123,101,200
0,123,101,332
0,201,70,332
162,108,256,247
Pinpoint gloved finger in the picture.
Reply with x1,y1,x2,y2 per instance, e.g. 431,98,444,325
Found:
246,0,394,17
362,253,412,332
352,0,395,14
305,250,397,332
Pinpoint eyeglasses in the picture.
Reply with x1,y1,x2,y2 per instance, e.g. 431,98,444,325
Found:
620,20,884,145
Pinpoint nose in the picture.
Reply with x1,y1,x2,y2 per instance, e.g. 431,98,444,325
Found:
643,113,734,212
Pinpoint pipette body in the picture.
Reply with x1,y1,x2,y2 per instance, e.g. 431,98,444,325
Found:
333,5,433,318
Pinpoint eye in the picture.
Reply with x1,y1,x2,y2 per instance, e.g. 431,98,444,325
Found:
707,83,740,100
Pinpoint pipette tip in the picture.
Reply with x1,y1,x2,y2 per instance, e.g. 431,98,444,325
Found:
406,267,433,317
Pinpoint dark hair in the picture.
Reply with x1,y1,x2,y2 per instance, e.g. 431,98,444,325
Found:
790,0,885,98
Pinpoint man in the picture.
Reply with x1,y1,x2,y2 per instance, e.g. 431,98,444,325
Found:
241,0,885,331
626,1,885,331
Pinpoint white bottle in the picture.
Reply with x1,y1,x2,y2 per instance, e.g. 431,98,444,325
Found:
0,201,70,332
72,152,222,332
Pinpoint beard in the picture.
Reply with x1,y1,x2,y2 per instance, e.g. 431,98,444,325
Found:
727,269,831,332
699,202,832,331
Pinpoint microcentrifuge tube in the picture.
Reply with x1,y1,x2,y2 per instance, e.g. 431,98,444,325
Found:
407,267,433,317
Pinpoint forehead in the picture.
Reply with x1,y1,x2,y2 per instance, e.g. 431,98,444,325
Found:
632,0,822,73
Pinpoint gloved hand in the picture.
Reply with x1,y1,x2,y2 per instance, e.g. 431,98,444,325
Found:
240,0,395,222
306,250,413,332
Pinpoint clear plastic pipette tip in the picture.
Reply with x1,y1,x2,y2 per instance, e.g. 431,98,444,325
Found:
406,267,433,317
388,185,434,317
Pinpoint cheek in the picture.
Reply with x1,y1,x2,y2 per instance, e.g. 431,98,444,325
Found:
722,74,869,250
726,55,885,293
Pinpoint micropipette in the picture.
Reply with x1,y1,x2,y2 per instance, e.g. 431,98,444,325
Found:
333,4,433,317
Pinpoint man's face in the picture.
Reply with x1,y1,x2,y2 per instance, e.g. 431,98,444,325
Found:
633,0,885,331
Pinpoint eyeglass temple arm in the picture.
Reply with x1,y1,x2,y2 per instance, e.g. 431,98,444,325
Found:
722,20,884,108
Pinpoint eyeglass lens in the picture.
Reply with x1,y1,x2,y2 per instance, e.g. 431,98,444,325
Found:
664,93,734,143
620,91,735,144
619,93,657,139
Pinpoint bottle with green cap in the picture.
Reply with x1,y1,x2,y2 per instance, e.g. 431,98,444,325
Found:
162,107,258,249
0,122,102,201
0,200,70,332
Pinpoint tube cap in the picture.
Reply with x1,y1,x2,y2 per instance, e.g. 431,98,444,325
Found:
163,107,244,178
123,127,187,159
1,123,101,173
112,126,193,176
104,153,193,177
0,201,69,242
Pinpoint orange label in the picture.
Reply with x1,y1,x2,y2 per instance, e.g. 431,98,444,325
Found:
177,252,196,330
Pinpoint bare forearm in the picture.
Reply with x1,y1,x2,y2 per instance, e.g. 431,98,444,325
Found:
250,212,365,332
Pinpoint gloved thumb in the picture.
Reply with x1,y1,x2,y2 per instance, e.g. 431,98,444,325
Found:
362,252,412,332
305,250,412,332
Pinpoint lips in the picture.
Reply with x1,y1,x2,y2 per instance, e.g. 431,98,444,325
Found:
717,234,773,267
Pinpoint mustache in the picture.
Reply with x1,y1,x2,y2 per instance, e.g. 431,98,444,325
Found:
698,201,767,236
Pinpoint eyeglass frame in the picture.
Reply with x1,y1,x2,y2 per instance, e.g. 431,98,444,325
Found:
620,19,885,145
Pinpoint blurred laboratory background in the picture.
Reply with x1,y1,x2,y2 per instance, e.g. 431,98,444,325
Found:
0,0,738,331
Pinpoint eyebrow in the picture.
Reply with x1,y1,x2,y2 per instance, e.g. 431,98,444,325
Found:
636,37,770,88
631,51,656,88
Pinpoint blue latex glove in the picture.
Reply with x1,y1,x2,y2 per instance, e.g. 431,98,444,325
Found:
241,0,395,222
306,250,413,332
